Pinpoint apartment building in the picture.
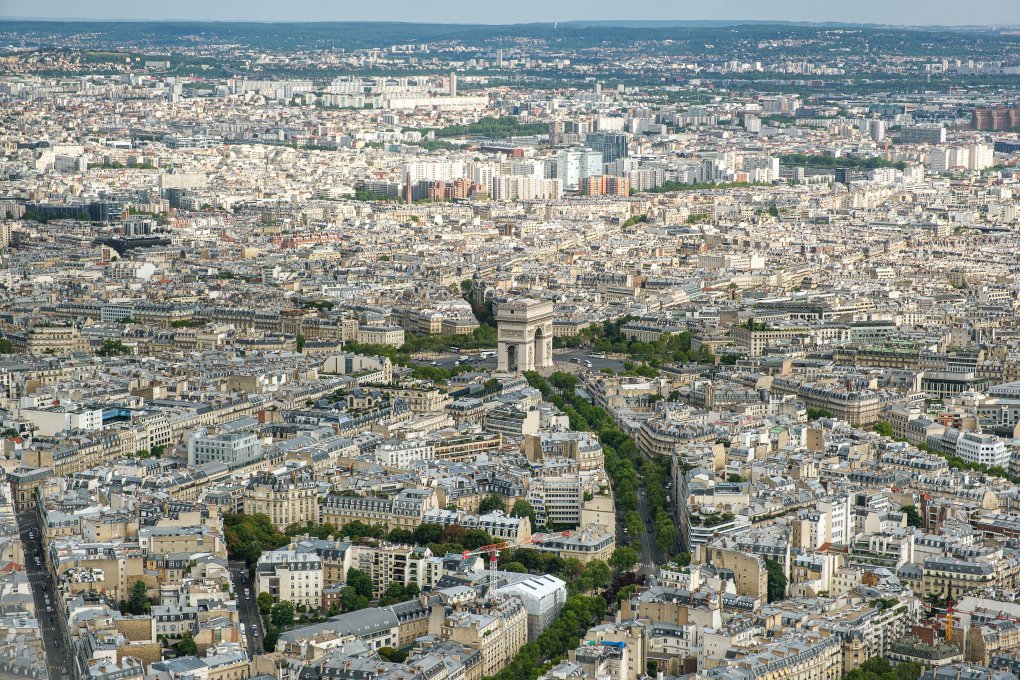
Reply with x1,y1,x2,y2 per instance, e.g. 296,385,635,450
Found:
921,553,1020,599
320,488,438,531
705,630,842,680
350,542,428,597
187,428,261,467
242,467,320,531
375,439,435,467
422,509,531,542
522,431,605,470
443,598,529,677
256,549,324,610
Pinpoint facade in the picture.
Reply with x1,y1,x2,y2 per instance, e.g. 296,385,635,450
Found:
443,598,529,677
556,150,603,191
242,468,320,530
187,428,261,466
585,132,629,163
705,630,841,680
256,549,324,610
496,574,567,641
956,432,1009,467
375,439,435,467
320,488,438,531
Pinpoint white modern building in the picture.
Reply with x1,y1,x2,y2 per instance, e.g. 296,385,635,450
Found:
19,403,103,436
956,431,1009,467
556,149,603,191
187,428,261,466
375,439,435,467
497,574,567,641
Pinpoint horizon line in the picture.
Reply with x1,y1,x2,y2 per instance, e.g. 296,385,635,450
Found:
1,16,1018,29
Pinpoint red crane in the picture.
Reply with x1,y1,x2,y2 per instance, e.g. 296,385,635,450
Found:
462,530,573,598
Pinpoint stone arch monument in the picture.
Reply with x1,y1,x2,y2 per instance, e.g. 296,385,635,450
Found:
496,298,555,372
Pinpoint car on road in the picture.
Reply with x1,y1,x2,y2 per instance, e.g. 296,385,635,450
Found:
28,530,35,539
252,626,259,637
244,588,251,598
584,360,593,368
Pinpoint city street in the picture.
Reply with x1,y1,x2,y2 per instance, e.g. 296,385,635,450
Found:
229,562,263,656
634,489,659,577
552,350,629,375
17,510,75,680
410,352,496,372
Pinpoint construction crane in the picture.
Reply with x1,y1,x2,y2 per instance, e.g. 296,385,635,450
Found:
462,530,573,599
946,599,954,642
920,597,1020,642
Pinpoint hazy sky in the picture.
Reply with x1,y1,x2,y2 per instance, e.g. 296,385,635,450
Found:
6,0,1020,25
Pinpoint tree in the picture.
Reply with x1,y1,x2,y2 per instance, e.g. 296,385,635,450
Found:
895,662,924,680
726,474,746,483
873,420,894,437
509,499,537,528
379,646,410,663
463,529,496,550
339,586,371,612
339,520,386,540
412,523,444,545
674,552,692,567
257,592,274,616
478,494,505,514
262,627,281,652
577,560,611,593
765,559,787,603
381,582,420,605
97,340,131,357
388,528,414,544
901,504,923,528
806,408,834,420
223,513,289,567
0,338,12,354
270,600,295,629
346,568,374,599
610,547,639,573
176,631,198,657
123,580,149,615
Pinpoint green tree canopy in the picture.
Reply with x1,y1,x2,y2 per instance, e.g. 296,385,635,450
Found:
509,499,537,527
346,568,374,599
901,504,923,528
872,420,894,437
478,494,505,514
609,546,639,573
270,600,295,629
176,631,198,657
765,559,787,603
257,592,274,615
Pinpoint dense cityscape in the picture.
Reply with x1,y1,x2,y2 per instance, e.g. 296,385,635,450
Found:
3,14,1020,680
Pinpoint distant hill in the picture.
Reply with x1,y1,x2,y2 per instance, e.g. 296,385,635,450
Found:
0,20,1015,56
